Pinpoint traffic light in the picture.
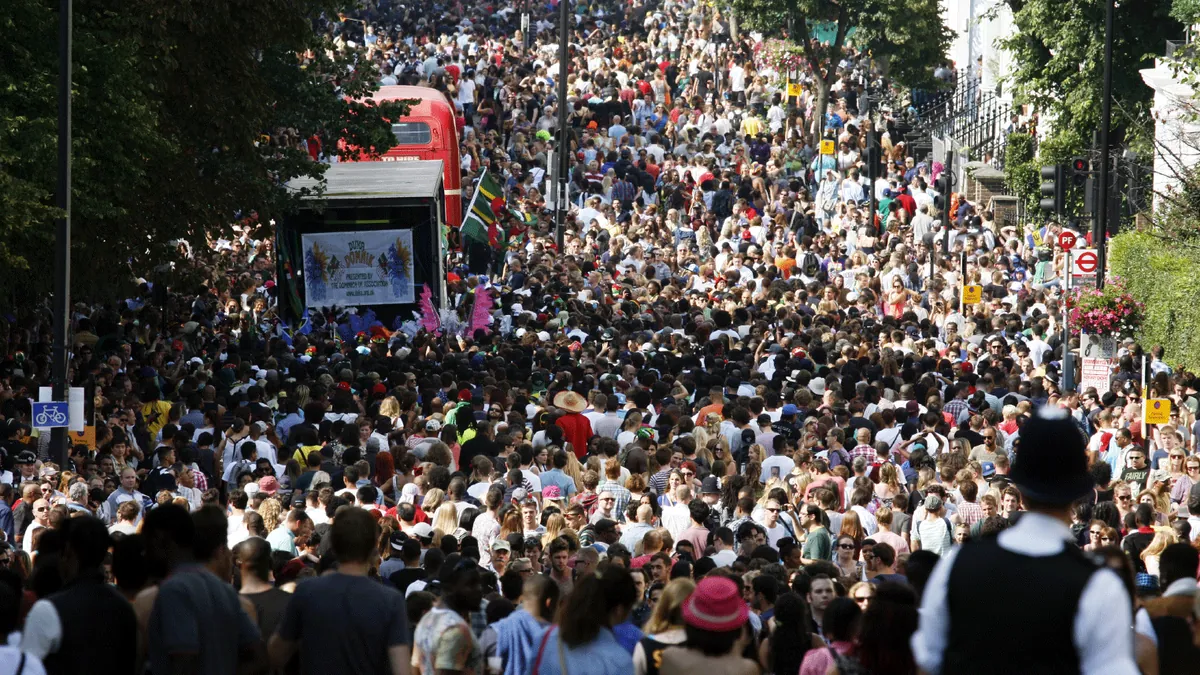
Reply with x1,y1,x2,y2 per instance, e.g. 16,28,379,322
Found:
1070,157,1089,186
1039,164,1066,214
933,173,950,211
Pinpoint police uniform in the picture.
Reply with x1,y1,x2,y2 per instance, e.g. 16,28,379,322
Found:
911,406,1139,675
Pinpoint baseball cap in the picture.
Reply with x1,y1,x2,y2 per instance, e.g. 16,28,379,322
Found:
410,522,434,539
425,419,443,432
492,539,513,552
924,495,944,511
781,404,799,416
389,531,408,551
981,461,996,479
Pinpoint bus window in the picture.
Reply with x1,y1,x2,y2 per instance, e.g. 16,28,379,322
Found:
391,122,432,145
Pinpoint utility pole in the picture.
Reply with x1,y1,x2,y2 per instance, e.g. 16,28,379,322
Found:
51,0,73,467
553,0,569,252
1095,0,1114,289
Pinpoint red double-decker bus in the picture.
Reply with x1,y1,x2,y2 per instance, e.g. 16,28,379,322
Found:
350,86,462,228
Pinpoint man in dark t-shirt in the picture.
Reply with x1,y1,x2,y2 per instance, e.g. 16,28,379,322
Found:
235,537,291,639
271,508,410,674
388,538,428,595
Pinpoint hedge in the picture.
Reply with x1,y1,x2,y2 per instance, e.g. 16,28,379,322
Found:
1108,231,1200,371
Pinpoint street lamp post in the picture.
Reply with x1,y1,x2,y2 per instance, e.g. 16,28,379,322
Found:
51,0,73,467
1095,0,1114,289
554,0,569,252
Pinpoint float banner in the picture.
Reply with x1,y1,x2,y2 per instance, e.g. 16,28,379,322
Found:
302,230,415,306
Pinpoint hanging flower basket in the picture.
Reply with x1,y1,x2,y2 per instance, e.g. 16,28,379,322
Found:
755,39,809,76
1065,277,1144,338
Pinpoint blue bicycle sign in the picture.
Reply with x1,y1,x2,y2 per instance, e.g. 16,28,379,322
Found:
32,402,70,429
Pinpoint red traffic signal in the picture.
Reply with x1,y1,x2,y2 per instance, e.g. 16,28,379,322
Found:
1071,157,1088,173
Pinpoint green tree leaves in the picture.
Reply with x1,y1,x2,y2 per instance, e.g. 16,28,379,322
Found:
0,0,407,305
1000,0,1181,152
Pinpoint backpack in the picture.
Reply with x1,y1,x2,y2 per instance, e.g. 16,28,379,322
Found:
801,252,821,278
918,517,954,550
229,460,255,487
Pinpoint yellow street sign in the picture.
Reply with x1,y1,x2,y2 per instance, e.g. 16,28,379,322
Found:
1146,398,1171,425
820,139,835,155
787,83,803,97
961,284,982,305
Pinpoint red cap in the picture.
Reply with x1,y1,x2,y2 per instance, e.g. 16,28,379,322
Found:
372,383,387,395
336,381,351,392
458,388,473,402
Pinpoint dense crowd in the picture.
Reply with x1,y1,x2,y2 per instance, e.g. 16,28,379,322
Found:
0,0,1194,673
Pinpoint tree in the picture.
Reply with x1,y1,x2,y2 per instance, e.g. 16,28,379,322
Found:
731,0,951,143
998,0,1181,153
0,0,408,307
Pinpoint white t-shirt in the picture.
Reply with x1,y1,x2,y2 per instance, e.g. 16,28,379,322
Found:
0,636,46,675
729,65,746,91
456,78,476,106
22,523,44,554
760,455,795,483
762,522,790,547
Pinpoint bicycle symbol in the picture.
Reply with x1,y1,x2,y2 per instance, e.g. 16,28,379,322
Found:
34,409,67,427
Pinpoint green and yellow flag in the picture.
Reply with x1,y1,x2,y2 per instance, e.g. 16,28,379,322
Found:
460,170,505,248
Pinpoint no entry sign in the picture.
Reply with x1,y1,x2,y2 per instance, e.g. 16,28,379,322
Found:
1072,249,1099,277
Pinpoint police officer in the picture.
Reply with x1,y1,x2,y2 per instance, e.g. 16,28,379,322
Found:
911,406,1139,674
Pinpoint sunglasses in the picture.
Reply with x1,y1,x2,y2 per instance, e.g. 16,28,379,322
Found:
853,595,872,603
838,543,855,549
1118,495,1132,501
1089,530,1102,536
1100,536,1115,542
766,507,781,513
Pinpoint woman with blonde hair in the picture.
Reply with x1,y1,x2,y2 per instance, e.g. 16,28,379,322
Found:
431,502,460,541
874,463,903,506
378,396,402,424
633,578,696,675
293,384,311,409
259,497,282,534
746,444,766,467
563,449,586,494
542,513,568,548
1141,526,1179,578
421,488,445,516
498,510,522,540
703,413,723,440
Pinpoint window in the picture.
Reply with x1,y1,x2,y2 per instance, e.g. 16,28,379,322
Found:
391,122,431,145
